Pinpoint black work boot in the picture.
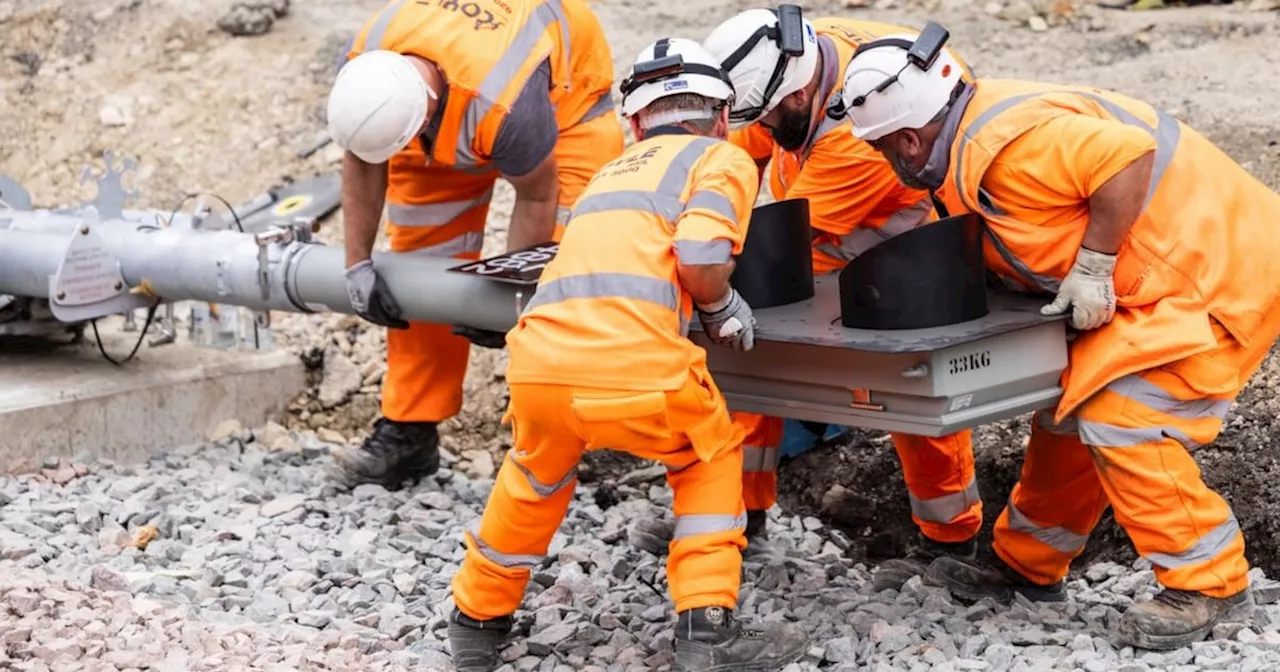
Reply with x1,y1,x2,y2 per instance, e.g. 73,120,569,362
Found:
924,555,1067,604
331,418,440,488
673,606,809,672
872,534,977,592
745,510,768,542
448,607,512,672
1118,587,1255,650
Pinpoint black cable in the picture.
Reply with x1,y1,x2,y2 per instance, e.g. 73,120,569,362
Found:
91,301,160,366
88,189,246,364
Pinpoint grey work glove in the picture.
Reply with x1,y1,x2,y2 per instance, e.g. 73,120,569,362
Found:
1040,247,1117,330
345,259,409,329
696,287,757,351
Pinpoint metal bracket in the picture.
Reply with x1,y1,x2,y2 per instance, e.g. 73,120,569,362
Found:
47,207,151,322
78,151,140,221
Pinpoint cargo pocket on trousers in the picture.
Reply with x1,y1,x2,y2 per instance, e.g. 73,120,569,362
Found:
569,391,673,452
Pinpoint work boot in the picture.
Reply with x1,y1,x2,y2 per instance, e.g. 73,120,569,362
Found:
447,607,512,672
1118,587,1255,651
673,606,810,672
872,534,977,592
923,555,1067,604
331,418,440,488
745,510,768,541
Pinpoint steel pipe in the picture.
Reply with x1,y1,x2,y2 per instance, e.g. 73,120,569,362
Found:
0,220,526,332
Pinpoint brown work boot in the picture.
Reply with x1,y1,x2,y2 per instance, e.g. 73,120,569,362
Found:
447,607,513,672
1118,587,1255,651
924,555,1066,604
331,418,440,489
872,534,977,592
672,606,809,672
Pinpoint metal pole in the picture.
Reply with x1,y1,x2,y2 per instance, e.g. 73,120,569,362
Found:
0,223,527,332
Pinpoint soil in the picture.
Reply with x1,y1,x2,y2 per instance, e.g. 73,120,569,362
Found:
3,0,1280,575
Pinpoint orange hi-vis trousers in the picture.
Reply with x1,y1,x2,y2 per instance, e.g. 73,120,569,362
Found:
382,110,625,423
451,369,749,619
994,319,1265,598
735,412,982,543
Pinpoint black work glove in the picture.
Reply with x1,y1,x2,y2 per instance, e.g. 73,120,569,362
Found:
344,259,409,329
452,325,507,349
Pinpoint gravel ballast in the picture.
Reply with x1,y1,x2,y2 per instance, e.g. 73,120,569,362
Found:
3,427,1280,671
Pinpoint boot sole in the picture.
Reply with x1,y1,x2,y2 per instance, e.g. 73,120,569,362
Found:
922,564,1066,605
329,452,440,489
673,641,808,672
1118,597,1256,651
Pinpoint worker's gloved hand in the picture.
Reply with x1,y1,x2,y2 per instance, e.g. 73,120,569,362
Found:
696,288,757,351
1040,247,1117,330
345,259,410,329
452,325,507,349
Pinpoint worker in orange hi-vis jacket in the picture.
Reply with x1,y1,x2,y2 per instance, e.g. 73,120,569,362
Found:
841,23,1280,651
323,0,624,490
445,37,811,672
696,5,982,592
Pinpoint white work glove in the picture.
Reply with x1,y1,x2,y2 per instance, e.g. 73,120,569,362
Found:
1040,247,1117,330
696,287,757,351
345,259,410,329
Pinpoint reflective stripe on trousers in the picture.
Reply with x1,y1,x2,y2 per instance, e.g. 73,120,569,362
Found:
673,513,748,540
813,197,932,263
909,477,980,527
465,455,577,572
1078,373,1233,450
957,90,1182,294
360,0,572,169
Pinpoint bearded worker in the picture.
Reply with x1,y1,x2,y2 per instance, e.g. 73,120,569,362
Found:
324,0,624,487
838,22,1280,650
697,4,982,591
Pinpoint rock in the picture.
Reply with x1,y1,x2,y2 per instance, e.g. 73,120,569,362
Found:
527,623,575,656
317,428,347,444
209,419,244,442
317,348,363,408
261,493,306,518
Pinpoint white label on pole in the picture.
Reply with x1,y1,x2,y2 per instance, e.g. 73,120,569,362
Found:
52,226,126,307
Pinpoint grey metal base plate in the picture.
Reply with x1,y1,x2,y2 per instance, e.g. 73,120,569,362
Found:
691,275,1064,353
691,276,1071,436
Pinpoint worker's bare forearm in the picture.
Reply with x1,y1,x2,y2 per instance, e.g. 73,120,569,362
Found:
507,195,557,251
678,260,735,307
342,152,388,268
1082,151,1154,255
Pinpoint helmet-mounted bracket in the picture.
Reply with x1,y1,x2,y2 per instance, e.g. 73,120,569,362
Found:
620,54,688,97
825,21,950,120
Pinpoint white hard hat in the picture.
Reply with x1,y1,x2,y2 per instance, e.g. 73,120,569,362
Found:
702,6,819,129
326,50,432,164
620,38,736,118
839,32,963,142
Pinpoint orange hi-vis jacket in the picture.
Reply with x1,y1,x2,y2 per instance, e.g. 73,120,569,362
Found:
348,0,614,171
934,79,1280,423
731,18,973,275
504,130,761,392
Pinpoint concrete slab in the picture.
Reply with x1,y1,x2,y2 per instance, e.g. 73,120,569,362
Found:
0,317,305,473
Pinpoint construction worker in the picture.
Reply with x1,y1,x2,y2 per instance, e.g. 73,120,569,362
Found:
839,23,1280,650
324,0,624,487
446,37,810,672
699,5,982,589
